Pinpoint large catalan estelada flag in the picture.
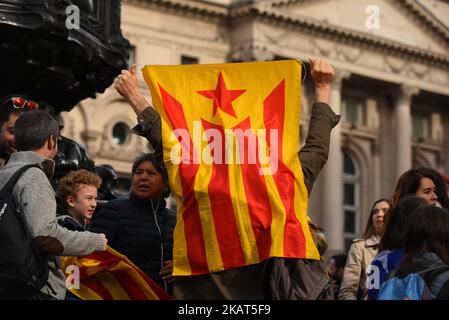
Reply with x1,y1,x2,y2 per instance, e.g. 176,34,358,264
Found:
142,60,319,276
60,247,170,300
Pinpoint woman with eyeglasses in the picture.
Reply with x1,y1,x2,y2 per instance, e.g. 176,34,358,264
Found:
88,153,176,294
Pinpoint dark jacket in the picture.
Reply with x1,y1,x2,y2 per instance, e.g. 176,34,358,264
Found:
88,194,176,291
57,214,85,232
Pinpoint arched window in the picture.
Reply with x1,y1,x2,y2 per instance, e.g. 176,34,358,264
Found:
342,150,360,252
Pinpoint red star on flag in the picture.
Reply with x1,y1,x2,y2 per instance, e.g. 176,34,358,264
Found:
197,71,246,118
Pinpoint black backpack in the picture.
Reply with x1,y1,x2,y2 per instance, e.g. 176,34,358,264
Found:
0,165,50,299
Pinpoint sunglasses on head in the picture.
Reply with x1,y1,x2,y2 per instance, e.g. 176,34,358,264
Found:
9,97,39,110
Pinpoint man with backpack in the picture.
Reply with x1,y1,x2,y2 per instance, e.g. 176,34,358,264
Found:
0,110,107,300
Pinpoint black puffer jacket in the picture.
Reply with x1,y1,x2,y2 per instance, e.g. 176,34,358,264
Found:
88,193,176,292
57,214,85,231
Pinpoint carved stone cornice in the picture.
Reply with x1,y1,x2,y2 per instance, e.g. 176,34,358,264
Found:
251,11,449,67
123,0,228,18
228,1,449,68
264,0,449,44
401,0,449,42
123,0,449,67
270,0,314,8
125,0,449,50
229,42,274,61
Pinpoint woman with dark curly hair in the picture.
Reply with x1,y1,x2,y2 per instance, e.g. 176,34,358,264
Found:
417,167,449,210
391,168,438,208
89,153,176,294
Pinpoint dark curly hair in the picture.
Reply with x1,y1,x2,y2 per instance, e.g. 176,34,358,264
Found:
391,168,436,208
132,152,170,198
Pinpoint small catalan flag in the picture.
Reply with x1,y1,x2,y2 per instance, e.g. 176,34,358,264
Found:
60,246,170,300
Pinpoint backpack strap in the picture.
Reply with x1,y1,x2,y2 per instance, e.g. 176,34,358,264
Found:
0,164,42,195
0,164,55,296
421,265,449,285
435,279,449,300
420,265,449,299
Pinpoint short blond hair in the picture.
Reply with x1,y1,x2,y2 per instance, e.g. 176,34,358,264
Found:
58,169,102,201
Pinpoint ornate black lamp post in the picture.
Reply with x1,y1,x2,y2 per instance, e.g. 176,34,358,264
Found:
0,0,130,198
0,0,130,112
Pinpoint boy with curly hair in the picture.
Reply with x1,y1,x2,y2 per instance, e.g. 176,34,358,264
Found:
57,169,102,231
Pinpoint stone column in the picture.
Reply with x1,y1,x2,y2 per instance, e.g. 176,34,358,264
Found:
395,85,419,180
321,69,350,254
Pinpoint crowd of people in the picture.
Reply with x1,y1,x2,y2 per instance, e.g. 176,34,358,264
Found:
1,58,449,300
334,168,449,300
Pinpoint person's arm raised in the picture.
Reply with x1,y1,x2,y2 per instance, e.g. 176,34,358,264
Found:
299,59,340,194
114,65,163,164
309,58,334,104
114,64,150,116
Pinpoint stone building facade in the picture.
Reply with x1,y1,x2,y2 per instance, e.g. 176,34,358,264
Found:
60,0,449,254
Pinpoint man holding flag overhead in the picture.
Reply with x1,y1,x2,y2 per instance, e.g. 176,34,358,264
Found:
115,58,339,299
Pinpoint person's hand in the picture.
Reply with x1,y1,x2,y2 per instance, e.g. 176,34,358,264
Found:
114,64,149,115
99,233,108,251
159,260,174,283
309,58,334,104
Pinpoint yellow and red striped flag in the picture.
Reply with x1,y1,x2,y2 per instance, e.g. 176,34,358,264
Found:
60,247,170,300
142,60,319,277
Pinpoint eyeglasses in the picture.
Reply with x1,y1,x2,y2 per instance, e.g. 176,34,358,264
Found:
9,97,39,110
